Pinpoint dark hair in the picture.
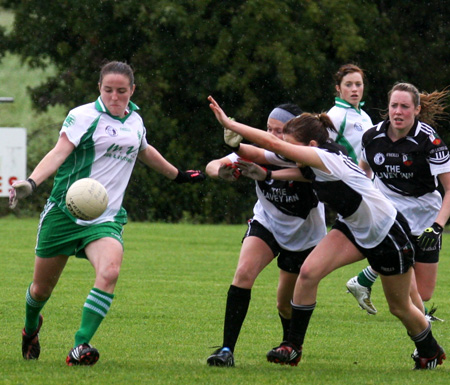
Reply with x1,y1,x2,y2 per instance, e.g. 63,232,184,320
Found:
99,61,134,88
334,64,365,96
276,103,303,116
383,82,450,127
283,113,337,145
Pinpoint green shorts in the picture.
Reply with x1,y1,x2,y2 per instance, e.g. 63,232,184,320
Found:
35,202,124,259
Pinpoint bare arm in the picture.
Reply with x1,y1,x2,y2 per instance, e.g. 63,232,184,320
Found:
208,96,327,172
206,156,241,182
29,133,75,186
358,159,373,179
435,172,450,228
9,133,75,208
138,145,179,180
235,144,267,164
206,156,232,179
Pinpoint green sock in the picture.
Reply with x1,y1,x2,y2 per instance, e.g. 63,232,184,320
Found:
25,284,48,335
357,266,378,288
74,288,114,347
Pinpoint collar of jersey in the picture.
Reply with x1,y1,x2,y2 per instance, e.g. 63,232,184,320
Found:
383,119,419,138
95,97,140,123
334,97,365,112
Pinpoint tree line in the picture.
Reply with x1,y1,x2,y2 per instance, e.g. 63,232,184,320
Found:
0,0,449,223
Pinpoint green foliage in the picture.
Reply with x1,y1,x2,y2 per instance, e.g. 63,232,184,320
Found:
1,1,449,222
1,218,450,384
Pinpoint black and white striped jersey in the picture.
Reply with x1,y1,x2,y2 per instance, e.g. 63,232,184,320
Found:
302,141,397,248
227,152,327,252
362,120,450,235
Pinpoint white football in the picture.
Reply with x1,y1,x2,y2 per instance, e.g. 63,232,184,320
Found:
65,178,108,220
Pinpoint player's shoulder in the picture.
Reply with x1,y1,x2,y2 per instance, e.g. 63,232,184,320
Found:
327,105,345,119
69,101,98,116
362,121,384,142
414,122,450,156
415,121,439,141
62,102,99,129
320,139,348,156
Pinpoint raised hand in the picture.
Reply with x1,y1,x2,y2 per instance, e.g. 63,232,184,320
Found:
208,95,230,128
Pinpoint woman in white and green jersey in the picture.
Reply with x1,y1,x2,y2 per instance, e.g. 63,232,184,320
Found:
9,61,205,366
327,63,373,164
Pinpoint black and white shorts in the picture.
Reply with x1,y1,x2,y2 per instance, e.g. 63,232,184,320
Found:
243,219,314,274
332,213,415,276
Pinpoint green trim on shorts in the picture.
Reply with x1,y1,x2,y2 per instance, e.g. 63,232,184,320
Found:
36,202,124,259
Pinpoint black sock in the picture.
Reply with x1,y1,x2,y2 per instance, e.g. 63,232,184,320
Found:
279,313,291,342
288,302,316,349
222,285,251,352
410,323,438,358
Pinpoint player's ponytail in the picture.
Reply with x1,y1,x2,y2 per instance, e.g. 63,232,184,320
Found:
418,89,449,127
283,112,336,145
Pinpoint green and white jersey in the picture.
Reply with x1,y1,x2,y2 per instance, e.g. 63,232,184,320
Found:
327,97,373,163
49,97,149,225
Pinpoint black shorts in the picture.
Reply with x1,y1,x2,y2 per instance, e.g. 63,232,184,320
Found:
243,219,314,274
332,213,415,276
411,235,440,264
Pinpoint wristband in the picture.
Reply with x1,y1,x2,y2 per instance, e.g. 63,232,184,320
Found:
431,222,443,233
174,170,186,184
27,178,37,193
264,169,272,181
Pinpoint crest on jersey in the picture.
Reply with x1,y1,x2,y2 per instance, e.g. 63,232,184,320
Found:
105,125,118,137
354,122,363,132
430,132,442,145
374,153,385,165
403,154,413,166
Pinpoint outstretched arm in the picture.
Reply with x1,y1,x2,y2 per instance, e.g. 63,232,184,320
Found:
234,144,267,164
138,145,179,179
10,133,75,208
138,146,205,183
208,96,325,171
29,133,75,185
206,156,240,182
236,159,308,182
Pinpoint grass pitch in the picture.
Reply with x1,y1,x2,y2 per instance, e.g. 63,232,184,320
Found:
0,217,449,384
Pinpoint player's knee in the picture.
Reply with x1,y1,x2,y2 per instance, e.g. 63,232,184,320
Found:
298,263,320,285
387,302,409,320
418,289,433,302
232,268,257,288
99,264,121,285
30,283,53,301
277,301,292,318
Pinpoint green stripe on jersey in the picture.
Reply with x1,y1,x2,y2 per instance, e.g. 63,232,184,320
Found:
51,116,100,208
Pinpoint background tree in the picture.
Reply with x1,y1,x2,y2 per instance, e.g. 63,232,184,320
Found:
0,0,449,222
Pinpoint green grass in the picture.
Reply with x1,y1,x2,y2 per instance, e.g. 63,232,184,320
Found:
0,218,449,384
